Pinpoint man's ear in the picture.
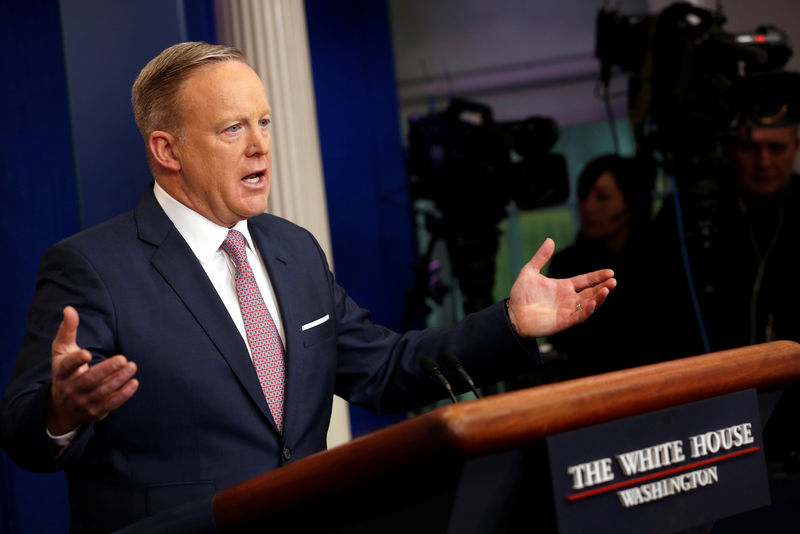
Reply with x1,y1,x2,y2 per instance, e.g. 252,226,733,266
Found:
148,131,181,172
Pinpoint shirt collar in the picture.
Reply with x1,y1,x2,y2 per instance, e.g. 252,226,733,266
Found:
153,181,256,263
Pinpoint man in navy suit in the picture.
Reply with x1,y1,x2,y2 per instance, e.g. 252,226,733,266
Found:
0,42,615,533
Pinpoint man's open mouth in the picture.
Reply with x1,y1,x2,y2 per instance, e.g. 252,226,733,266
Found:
242,171,265,184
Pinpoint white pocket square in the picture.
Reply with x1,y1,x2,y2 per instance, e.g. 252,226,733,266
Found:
301,314,330,331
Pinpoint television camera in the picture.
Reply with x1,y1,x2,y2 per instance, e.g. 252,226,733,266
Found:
404,98,568,322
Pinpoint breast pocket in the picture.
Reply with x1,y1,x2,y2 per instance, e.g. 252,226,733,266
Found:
301,316,334,347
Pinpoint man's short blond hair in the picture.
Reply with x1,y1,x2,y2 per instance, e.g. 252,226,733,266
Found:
132,41,246,152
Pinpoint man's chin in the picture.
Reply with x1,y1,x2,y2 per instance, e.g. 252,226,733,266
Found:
244,199,270,217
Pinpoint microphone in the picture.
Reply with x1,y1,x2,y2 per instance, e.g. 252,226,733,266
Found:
440,353,482,399
420,357,457,404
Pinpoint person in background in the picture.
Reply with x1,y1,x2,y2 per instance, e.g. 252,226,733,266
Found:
547,154,655,379
710,123,800,347
701,123,800,475
652,122,800,358
645,121,800,478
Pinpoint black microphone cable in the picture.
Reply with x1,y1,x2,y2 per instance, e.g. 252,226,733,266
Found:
420,356,457,404
440,352,482,399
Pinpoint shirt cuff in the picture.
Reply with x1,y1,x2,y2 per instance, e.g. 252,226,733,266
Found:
47,425,80,448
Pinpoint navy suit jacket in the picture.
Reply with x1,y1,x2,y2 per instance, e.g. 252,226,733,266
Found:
1,187,537,533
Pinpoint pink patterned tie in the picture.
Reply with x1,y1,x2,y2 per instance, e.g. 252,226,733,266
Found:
222,229,285,432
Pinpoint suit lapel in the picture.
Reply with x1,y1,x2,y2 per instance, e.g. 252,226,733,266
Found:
135,189,277,428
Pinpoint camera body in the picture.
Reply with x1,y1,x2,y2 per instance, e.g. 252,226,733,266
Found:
597,1,799,170
406,98,568,314
598,2,800,352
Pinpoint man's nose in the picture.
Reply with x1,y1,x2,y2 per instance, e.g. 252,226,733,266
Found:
756,145,772,167
246,129,270,157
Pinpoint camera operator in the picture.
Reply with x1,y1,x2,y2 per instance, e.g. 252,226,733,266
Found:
719,122,800,476
646,119,800,477
648,120,800,356
598,0,800,484
732,123,800,197
704,121,800,351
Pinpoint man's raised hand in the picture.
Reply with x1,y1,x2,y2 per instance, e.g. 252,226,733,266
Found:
47,306,139,436
507,238,616,339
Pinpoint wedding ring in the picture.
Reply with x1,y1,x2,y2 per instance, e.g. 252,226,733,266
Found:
576,302,583,312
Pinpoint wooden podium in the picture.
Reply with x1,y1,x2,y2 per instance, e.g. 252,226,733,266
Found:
119,341,800,533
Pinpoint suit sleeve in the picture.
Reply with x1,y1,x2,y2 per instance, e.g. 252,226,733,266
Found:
1,242,115,472
299,231,541,414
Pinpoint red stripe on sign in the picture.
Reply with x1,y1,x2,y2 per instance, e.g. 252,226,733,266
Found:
566,446,761,502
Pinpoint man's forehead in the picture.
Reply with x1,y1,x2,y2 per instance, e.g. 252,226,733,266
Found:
181,61,270,111
737,125,798,144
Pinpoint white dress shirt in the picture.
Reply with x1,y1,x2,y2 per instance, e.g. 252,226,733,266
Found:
152,181,286,349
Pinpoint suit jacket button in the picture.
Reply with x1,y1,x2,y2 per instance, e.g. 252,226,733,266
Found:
283,447,292,461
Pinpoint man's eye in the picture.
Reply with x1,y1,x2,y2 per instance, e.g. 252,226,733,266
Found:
228,124,241,133
259,119,270,128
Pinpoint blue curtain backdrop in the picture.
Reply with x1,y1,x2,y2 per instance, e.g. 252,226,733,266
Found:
0,1,214,531
1,1,79,531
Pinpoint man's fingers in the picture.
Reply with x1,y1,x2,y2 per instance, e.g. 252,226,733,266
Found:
52,306,80,353
528,238,555,272
52,348,92,380
62,376,139,426
574,284,612,314
101,378,139,415
571,269,616,292
70,356,136,396
87,361,138,404
82,377,139,422
49,355,138,430
49,308,139,430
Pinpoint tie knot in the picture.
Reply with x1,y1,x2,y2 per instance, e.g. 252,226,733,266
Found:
222,229,247,264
